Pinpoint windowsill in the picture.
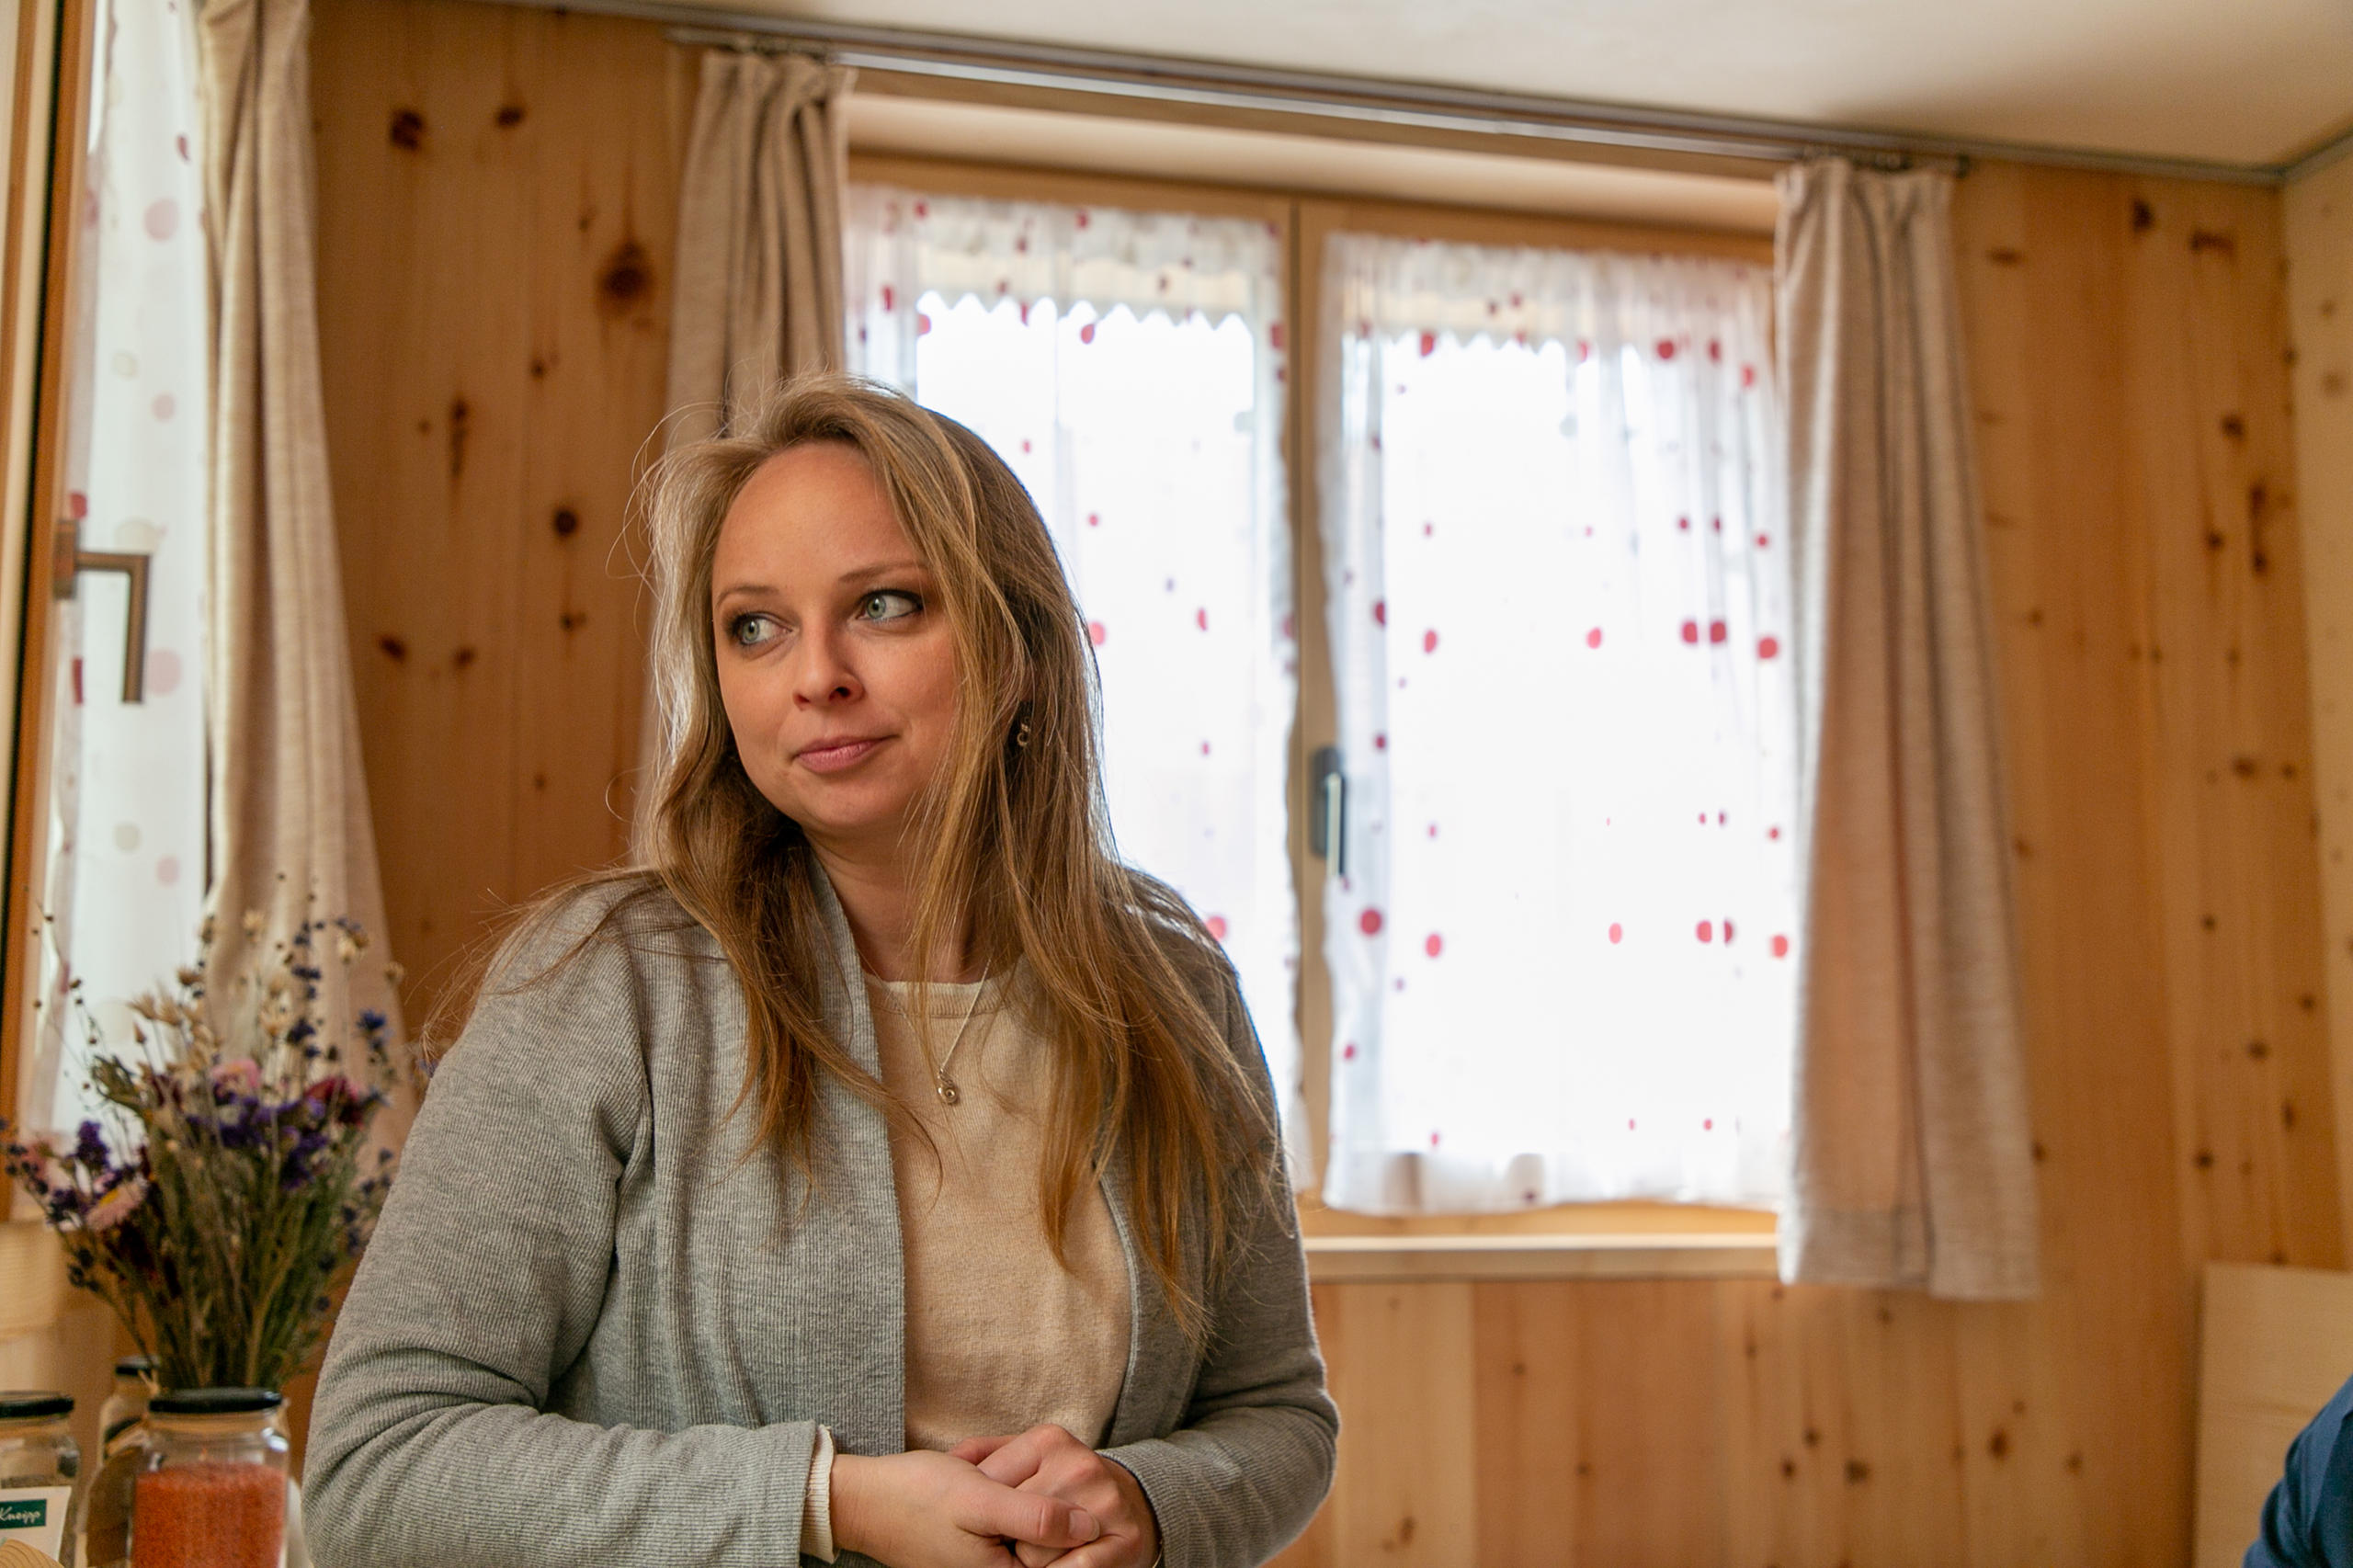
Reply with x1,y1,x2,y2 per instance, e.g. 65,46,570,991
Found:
1302,1229,1778,1282
1295,1197,1780,1282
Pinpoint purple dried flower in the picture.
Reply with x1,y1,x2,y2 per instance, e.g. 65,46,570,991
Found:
282,1130,329,1189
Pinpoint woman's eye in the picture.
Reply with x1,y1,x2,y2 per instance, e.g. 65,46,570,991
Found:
728,613,776,648
859,590,922,623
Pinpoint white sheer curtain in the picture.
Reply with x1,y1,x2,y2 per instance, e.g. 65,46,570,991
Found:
20,0,210,1141
1317,233,1796,1213
843,186,1304,1164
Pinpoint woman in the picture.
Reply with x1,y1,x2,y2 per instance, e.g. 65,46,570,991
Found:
303,375,1336,1568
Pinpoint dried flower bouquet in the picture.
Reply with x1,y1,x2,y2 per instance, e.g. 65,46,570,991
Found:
1,910,406,1392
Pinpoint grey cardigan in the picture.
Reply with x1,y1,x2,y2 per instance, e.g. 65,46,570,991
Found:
302,866,1336,1568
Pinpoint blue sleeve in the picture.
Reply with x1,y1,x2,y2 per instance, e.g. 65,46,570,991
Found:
2246,1375,2353,1568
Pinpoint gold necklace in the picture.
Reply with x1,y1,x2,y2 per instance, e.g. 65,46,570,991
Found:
922,960,988,1106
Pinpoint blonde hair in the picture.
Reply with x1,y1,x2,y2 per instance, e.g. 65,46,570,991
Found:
440,373,1275,1342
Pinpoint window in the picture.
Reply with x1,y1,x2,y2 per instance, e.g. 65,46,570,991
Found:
842,165,1794,1227
19,0,210,1139
1315,230,1795,1214
843,176,1306,1165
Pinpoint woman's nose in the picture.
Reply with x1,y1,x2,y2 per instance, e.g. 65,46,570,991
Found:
792,624,861,704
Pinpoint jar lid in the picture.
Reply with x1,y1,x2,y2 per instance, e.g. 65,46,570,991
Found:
0,1392,73,1419
148,1388,282,1416
115,1355,155,1377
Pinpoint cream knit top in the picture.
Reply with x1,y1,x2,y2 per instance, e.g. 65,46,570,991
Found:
801,961,1131,1559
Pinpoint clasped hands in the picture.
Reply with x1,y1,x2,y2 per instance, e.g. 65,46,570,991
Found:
831,1423,1160,1568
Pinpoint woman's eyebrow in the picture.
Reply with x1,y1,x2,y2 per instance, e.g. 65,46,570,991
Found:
712,561,929,608
837,559,928,585
710,580,772,608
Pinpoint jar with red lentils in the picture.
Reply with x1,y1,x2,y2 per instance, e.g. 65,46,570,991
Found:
129,1392,285,1568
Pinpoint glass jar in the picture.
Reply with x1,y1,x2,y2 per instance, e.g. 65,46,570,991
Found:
129,1391,285,1568
98,1363,153,1460
0,1391,81,1564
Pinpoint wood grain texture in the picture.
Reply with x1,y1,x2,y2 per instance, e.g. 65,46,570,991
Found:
0,1294,118,1477
310,6,2337,1559
311,0,690,1024
2286,153,2353,1260
1,0,97,1128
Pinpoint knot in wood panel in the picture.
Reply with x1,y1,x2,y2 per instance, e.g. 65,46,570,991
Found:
598,241,653,318
448,397,471,479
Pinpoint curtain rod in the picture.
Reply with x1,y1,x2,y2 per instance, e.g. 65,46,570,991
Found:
484,0,2308,187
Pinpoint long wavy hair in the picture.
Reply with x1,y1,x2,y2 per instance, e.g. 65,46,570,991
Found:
436,373,1276,1344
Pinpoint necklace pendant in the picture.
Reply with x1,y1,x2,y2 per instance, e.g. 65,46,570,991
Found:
936,1077,961,1106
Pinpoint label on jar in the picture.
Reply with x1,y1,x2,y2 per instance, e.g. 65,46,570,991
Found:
0,1486,72,1555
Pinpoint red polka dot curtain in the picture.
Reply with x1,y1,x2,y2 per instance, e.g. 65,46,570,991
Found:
1316,233,1797,1213
21,0,210,1137
843,185,1304,1167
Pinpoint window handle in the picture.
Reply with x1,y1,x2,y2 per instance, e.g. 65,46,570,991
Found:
52,517,152,703
1310,744,1346,878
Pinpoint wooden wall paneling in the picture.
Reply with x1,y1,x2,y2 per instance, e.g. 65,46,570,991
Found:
1722,1282,1852,1568
1950,1300,2084,1568
1465,1279,1587,1565
1715,1284,1970,1568
1465,1279,1727,1567
1938,160,2107,1568
509,13,690,892
2017,168,2200,1568
0,1296,116,1469
2285,154,2353,1254
1939,160,2346,1567
315,0,529,1017
1715,1280,1811,1568
2123,174,2341,1271
1299,1281,1480,1566
313,0,686,1022
1829,1291,1969,1566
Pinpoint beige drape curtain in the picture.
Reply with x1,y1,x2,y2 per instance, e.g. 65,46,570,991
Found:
198,0,408,1130
665,50,855,445
1776,158,2039,1300
637,50,853,836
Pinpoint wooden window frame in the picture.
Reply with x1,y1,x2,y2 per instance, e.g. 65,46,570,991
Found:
852,153,1782,1278
0,0,98,1143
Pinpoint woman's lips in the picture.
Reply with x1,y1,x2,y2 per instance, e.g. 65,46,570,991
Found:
798,736,888,773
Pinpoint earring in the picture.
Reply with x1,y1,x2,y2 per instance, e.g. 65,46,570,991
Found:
1016,720,1033,748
